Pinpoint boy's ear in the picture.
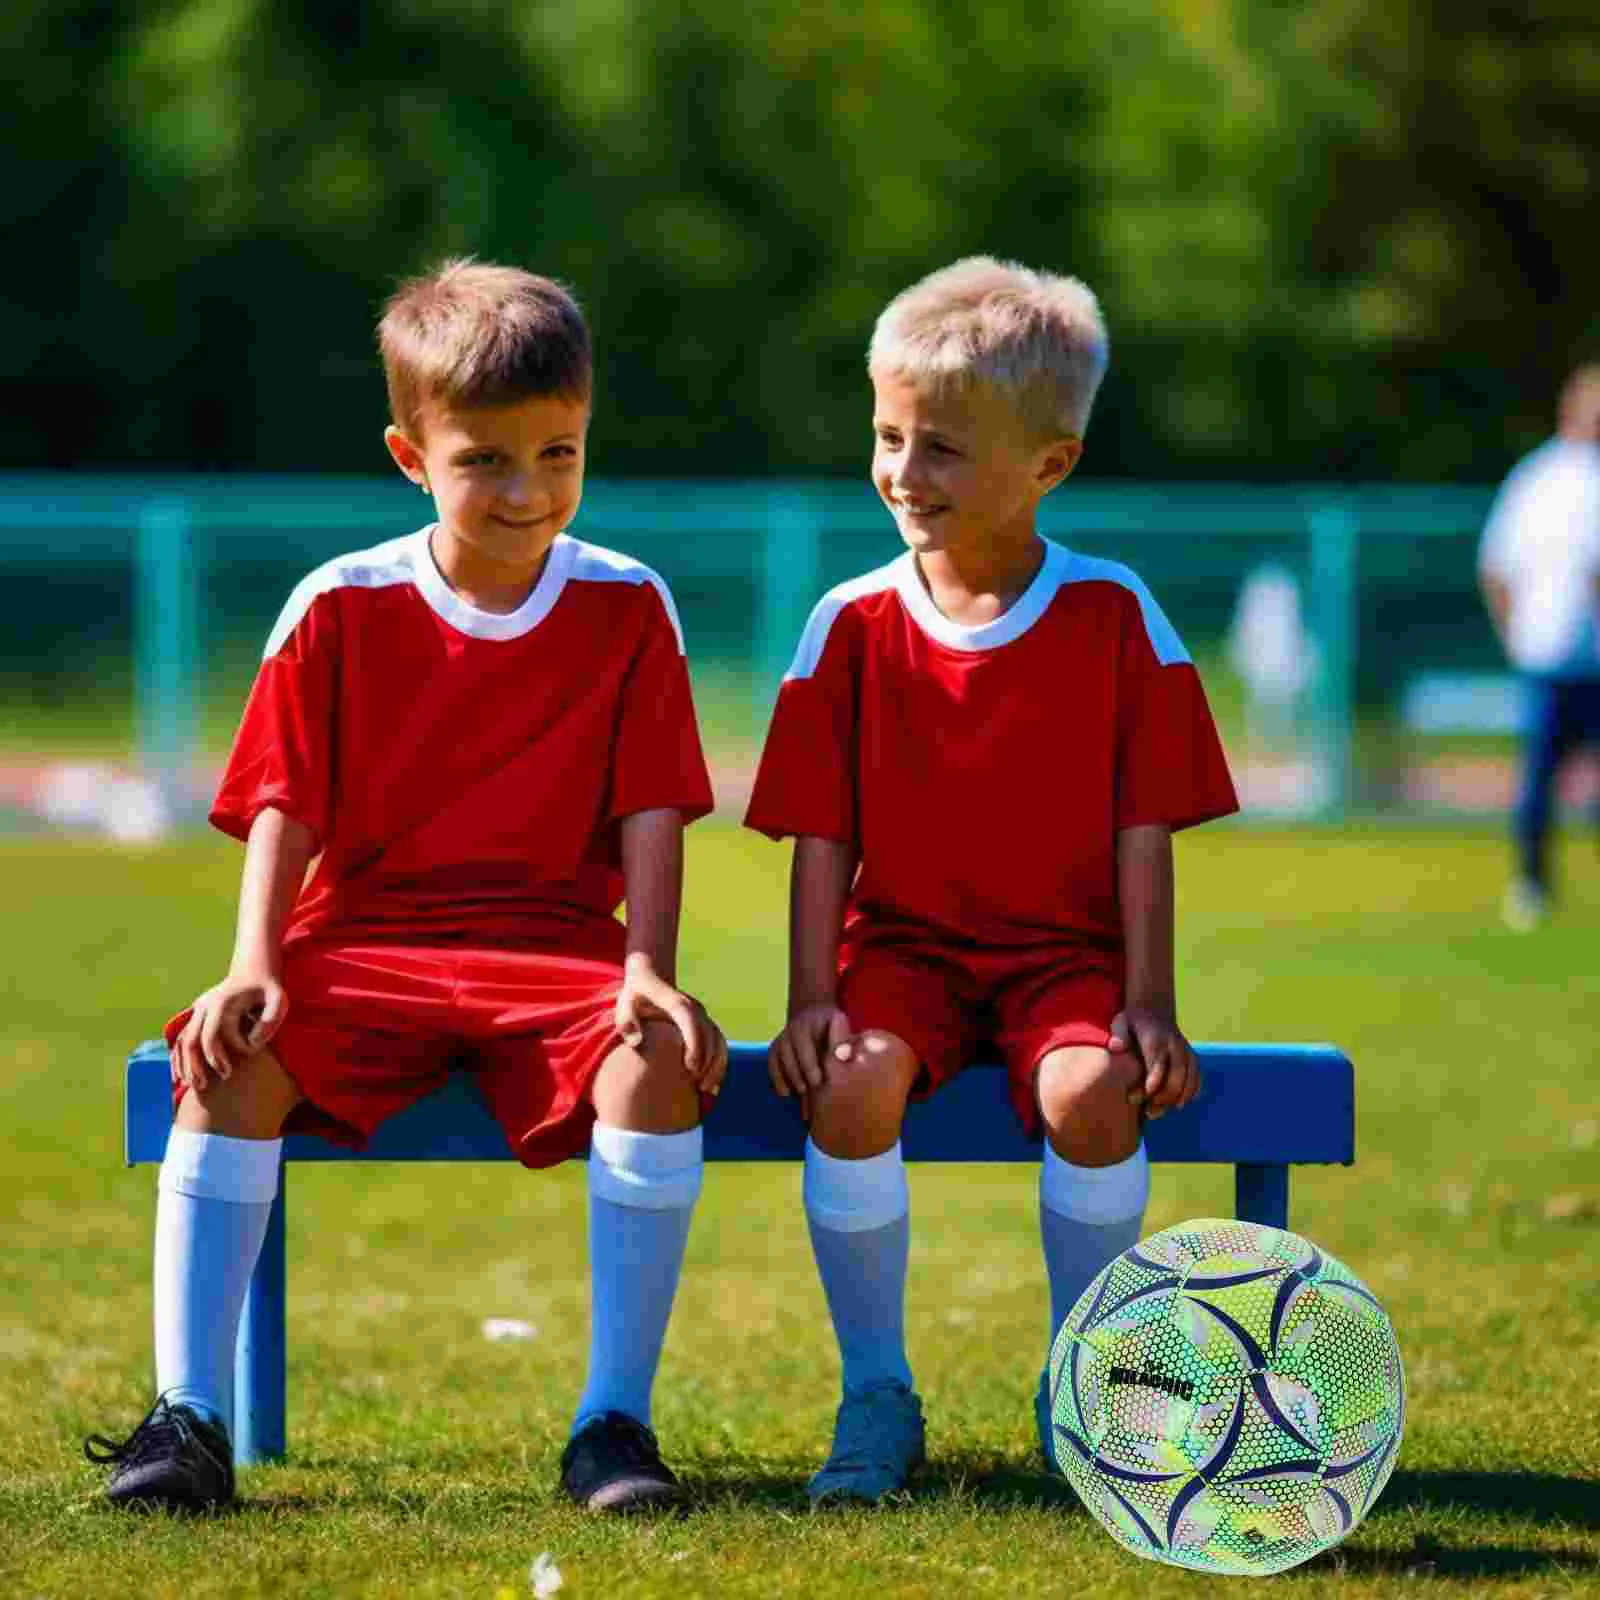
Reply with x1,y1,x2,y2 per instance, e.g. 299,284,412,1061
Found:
1036,435,1083,496
384,424,427,488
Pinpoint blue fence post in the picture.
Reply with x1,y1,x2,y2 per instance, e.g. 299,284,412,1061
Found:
134,498,199,819
233,1161,287,1464
1307,503,1358,819
757,488,822,733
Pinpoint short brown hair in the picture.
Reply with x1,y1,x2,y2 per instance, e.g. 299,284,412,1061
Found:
378,258,592,437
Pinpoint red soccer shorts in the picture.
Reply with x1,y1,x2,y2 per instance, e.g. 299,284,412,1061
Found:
837,931,1123,1136
164,924,638,1168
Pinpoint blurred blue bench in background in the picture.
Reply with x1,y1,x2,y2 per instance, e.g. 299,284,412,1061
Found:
1400,670,1521,735
124,1037,1355,1464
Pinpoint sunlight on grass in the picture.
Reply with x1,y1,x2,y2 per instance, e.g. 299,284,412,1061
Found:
1,824,1597,1595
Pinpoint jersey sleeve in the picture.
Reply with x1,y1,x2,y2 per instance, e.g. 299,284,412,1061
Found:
210,590,339,846
744,597,858,843
1115,587,1239,833
605,581,714,826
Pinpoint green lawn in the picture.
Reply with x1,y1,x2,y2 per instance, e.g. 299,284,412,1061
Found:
2,823,1598,1597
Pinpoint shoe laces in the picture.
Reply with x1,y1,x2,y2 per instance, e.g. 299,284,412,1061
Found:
84,1395,209,1468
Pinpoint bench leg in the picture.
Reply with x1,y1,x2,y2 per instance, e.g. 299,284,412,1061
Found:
233,1159,287,1464
1235,1162,1289,1230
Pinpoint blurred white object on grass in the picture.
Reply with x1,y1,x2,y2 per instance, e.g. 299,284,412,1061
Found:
102,775,172,843
32,762,174,841
481,1317,538,1342
1227,563,1322,815
1228,562,1316,712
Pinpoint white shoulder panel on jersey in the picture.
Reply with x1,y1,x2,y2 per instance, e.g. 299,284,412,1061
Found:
784,557,907,681
566,538,687,653
263,532,421,659
1057,547,1190,666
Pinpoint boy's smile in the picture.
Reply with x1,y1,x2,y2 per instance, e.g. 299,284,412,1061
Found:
870,373,1079,569
385,394,590,613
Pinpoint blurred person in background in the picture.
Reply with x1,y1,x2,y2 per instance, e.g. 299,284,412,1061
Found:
1478,365,1600,929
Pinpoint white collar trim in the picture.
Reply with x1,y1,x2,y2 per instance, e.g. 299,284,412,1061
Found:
892,539,1066,652
409,526,576,640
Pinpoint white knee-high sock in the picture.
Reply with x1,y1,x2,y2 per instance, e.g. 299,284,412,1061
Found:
804,1138,913,1399
573,1124,703,1433
1040,1141,1150,1345
154,1128,282,1435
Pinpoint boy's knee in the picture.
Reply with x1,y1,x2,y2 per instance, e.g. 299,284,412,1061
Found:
636,1019,687,1074
592,1021,699,1132
822,1029,916,1103
809,1029,918,1154
176,1048,297,1139
1036,1046,1142,1166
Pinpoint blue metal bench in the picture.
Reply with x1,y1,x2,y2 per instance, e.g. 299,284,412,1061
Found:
123,1037,1355,1465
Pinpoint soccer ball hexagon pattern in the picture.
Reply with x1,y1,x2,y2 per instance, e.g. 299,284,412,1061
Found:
1047,1217,1404,1575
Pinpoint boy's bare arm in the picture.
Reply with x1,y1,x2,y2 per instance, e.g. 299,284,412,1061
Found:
617,807,727,1092
789,835,857,1012
619,805,685,984
770,834,858,1101
171,806,316,1092
1112,822,1200,1117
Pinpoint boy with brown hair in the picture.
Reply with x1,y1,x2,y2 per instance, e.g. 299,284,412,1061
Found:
746,256,1238,1504
85,260,726,1515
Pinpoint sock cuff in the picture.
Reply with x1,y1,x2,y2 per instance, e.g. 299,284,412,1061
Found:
1040,1140,1149,1225
159,1128,282,1204
804,1138,909,1233
589,1123,703,1210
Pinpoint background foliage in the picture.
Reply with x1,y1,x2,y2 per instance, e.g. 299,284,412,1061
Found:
6,0,1597,480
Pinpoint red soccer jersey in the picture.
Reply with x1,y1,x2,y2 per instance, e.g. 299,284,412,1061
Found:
745,539,1238,952
213,527,713,946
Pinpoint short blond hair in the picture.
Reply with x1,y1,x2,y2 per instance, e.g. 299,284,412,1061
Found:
868,256,1109,439
378,258,591,438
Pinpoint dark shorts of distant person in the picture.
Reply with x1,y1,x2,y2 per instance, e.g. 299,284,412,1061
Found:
1516,673,1600,882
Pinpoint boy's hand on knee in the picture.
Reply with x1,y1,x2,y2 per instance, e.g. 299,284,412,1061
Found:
172,972,288,1092
768,1005,853,1107
615,962,729,1096
1109,1008,1200,1118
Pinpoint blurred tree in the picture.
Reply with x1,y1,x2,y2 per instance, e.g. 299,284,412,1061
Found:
1,0,1593,478
1,3,145,468
1291,0,1600,474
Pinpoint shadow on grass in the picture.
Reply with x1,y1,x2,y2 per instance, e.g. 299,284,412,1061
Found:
1308,1535,1599,1581
1296,1471,1600,1581
236,1469,809,1518
216,1462,1600,1578
680,1471,809,1513
695,1453,1083,1514
910,1456,1081,1512
1380,1469,1600,1531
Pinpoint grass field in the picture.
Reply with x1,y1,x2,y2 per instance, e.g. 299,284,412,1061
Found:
2,821,1598,1598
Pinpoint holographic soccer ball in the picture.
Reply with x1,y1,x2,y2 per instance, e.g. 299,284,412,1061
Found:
1047,1217,1404,1576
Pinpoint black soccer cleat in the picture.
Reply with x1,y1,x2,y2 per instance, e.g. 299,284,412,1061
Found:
559,1411,686,1513
84,1396,235,1513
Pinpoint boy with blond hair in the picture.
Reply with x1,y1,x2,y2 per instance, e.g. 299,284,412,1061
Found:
86,260,726,1515
746,257,1238,1504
